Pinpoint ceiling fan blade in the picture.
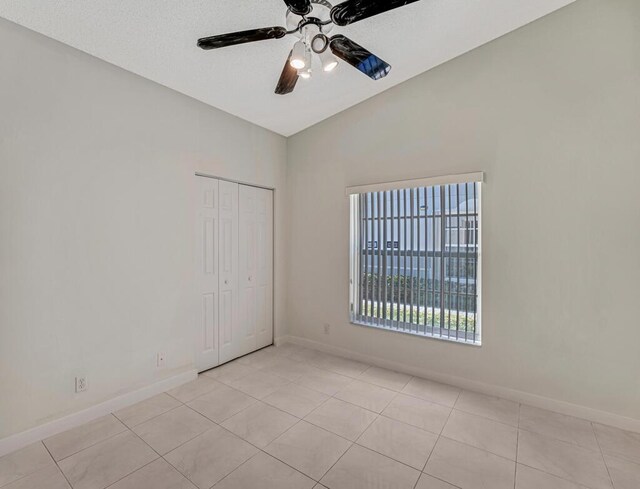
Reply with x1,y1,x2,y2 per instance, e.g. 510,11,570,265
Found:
329,35,391,80
284,0,312,16
275,50,299,95
330,0,420,26
197,26,287,50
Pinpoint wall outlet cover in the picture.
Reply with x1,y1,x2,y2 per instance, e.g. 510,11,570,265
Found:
75,377,87,393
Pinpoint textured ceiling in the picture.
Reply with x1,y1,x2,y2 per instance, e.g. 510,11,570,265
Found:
0,0,575,136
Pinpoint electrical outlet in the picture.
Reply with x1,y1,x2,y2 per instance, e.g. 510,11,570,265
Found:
75,376,87,393
323,323,331,335
156,352,166,368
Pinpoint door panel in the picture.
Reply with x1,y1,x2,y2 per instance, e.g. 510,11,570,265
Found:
255,188,274,349
238,185,258,356
238,185,273,351
196,177,219,371
218,180,240,364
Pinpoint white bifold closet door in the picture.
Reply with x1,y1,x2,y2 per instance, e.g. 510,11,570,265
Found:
218,180,240,365
238,185,274,352
196,176,273,372
196,177,219,370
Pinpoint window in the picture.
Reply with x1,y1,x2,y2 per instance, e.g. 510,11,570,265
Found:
348,174,482,345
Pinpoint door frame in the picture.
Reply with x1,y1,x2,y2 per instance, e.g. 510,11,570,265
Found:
194,173,276,370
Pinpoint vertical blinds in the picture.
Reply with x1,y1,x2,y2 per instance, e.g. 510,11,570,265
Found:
349,175,482,344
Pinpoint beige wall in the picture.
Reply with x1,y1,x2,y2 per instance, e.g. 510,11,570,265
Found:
0,18,287,438
286,0,640,422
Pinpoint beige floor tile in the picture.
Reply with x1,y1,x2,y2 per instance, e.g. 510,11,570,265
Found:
312,355,370,378
261,357,321,382
202,361,255,385
263,383,329,418
44,415,127,461
454,391,519,426
382,394,451,434
236,349,281,369
334,380,396,413
2,465,70,489
270,343,307,358
320,444,420,489
519,405,599,451
165,426,257,489
228,371,291,399
604,455,640,489
213,452,315,489
517,429,612,489
0,442,54,487
358,366,412,392
58,431,157,489
442,410,518,460
356,415,437,470
108,458,196,489
167,376,223,403
515,464,589,489
288,347,323,363
264,421,351,480
187,384,257,423
425,437,515,489
114,393,182,428
402,378,461,407
295,368,354,396
415,474,459,489
594,423,640,465
1,465,68,489
132,405,214,455
221,402,298,448
305,351,340,367
305,398,378,441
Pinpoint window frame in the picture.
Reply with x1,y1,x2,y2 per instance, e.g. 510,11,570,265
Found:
348,174,483,346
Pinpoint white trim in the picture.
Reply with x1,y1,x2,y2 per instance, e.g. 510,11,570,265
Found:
345,172,484,196
277,335,640,435
0,369,197,457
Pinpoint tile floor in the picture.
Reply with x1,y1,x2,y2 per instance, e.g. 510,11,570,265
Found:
1,343,639,489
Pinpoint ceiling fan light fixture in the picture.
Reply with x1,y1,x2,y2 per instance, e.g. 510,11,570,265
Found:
290,40,306,70
320,50,338,72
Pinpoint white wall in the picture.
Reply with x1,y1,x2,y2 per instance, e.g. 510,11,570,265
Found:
0,18,287,439
286,0,640,422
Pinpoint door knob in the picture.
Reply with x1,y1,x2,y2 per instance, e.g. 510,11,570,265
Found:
248,276,252,282
224,279,229,285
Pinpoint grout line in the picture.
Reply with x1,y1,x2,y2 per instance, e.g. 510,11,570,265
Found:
48,419,130,464
102,456,159,489
41,440,75,489
205,450,263,489
416,397,456,488
513,431,519,489
111,395,186,431
591,421,616,489
514,402,521,489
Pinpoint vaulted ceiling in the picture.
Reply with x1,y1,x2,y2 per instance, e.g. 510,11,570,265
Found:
0,0,575,136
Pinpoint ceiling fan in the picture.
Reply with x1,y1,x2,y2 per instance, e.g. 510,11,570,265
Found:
197,0,421,95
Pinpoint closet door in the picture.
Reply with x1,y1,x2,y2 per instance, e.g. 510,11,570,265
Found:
196,177,219,371
239,185,274,354
254,187,274,349
218,180,240,364
237,185,258,356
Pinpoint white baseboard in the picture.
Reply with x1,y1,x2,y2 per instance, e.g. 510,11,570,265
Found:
0,369,198,458
278,335,640,434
